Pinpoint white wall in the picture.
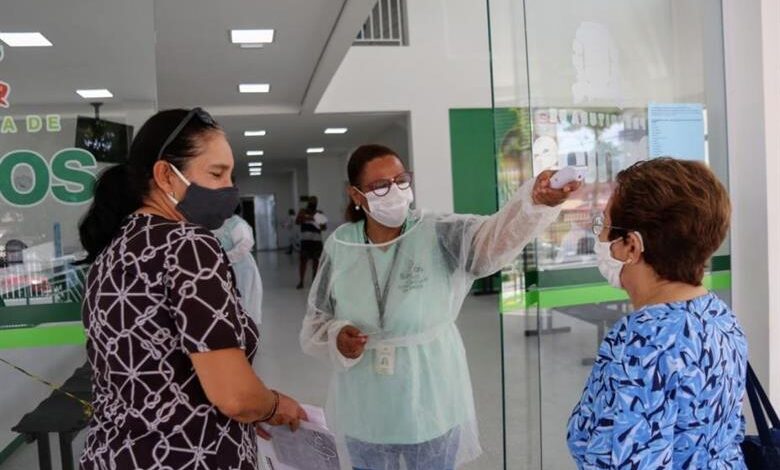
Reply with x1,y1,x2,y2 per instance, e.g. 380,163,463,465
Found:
317,0,493,213
369,115,411,169
759,0,780,405
723,0,774,405
306,155,349,238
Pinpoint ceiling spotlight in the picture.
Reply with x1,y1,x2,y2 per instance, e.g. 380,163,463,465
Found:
239,83,270,93
324,128,348,134
231,29,274,45
0,32,53,47
76,89,113,99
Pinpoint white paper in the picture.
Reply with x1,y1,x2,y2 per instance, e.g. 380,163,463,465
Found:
648,103,705,160
258,405,340,470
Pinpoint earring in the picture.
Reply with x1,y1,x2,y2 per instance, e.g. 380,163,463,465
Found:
355,205,361,211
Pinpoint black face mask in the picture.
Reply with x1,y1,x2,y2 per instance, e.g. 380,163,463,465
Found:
168,164,240,230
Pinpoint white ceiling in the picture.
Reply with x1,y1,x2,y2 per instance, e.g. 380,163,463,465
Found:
1,0,401,171
220,111,406,168
154,0,344,114
0,0,158,106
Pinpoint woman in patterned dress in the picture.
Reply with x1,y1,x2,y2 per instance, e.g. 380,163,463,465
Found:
78,108,306,469
567,158,747,469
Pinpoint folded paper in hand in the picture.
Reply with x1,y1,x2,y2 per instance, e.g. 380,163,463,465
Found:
258,405,340,470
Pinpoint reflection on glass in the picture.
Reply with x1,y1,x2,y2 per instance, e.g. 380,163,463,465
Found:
489,0,730,468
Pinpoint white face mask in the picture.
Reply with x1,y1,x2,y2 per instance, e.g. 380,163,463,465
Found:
358,183,414,228
594,232,645,289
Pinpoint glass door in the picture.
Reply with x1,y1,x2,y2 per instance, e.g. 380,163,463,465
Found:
488,1,731,468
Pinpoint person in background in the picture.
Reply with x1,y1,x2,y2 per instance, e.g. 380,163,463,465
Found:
567,158,747,469
301,144,579,470
283,208,298,255
78,108,306,469
296,196,327,289
213,206,263,325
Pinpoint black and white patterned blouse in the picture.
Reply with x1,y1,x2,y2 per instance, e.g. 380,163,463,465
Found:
80,213,260,469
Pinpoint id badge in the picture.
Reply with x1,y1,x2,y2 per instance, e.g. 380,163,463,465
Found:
374,343,396,375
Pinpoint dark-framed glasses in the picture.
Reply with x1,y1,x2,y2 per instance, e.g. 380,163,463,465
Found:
156,107,217,161
364,172,414,197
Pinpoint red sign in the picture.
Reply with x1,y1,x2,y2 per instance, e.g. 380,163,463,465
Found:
0,81,9,108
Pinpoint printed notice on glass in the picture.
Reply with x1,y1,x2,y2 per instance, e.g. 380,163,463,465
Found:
647,103,705,160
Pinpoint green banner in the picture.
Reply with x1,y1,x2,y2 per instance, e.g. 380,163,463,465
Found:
0,323,86,349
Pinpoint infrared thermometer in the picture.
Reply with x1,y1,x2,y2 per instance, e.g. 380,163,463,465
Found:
549,166,586,189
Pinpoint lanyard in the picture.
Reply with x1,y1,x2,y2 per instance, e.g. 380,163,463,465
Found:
365,236,403,331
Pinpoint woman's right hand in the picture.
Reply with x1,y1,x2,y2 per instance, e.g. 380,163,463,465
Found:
337,325,368,359
257,392,308,439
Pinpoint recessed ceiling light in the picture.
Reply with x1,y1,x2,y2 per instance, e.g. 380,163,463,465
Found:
76,89,113,99
246,150,264,156
307,147,324,154
249,171,263,176
244,130,266,137
0,32,53,47
248,162,263,167
231,29,274,45
239,83,270,93
324,128,348,134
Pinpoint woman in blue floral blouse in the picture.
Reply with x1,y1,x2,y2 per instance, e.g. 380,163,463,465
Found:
567,158,747,469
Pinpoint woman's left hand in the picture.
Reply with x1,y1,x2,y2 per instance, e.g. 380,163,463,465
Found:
532,170,582,207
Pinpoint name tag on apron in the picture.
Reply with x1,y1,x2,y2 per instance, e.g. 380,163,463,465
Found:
375,343,396,375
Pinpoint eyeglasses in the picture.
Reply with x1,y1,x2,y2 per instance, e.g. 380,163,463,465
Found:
591,213,632,236
363,172,414,197
157,107,217,161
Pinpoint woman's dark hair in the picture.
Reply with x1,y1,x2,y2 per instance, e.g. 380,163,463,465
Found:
609,157,730,286
345,144,401,222
78,108,221,263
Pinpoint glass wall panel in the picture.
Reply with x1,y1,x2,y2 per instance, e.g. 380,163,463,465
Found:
0,0,158,455
489,1,730,468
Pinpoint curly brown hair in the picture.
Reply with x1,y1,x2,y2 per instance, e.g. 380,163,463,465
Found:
608,158,730,285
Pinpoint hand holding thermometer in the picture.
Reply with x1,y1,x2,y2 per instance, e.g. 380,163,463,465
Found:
549,166,587,190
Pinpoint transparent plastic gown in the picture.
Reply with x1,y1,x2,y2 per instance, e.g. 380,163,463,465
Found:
300,181,560,469
214,215,263,324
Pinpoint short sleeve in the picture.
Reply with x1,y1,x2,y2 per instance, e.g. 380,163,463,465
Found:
165,225,245,354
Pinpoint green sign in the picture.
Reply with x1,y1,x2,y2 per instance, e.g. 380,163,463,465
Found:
0,148,97,206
